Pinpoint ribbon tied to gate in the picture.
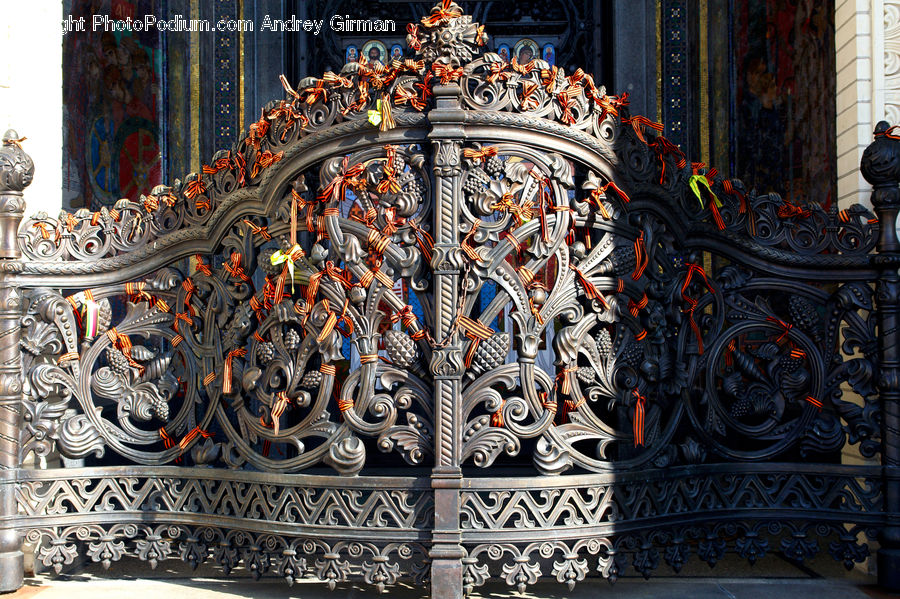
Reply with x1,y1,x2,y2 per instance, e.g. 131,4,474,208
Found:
318,161,367,203
680,263,715,355
179,427,214,453
421,0,462,27
66,290,101,338
569,264,610,310
689,173,725,229
432,62,464,84
271,391,293,435
462,146,497,163
376,146,402,194
491,192,533,227
270,243,306,298
459,316,494,368
106,327,145,376
632,389,646,447
222,348,248,394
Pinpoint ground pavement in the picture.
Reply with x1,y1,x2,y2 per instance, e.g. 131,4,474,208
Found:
7,552,897,598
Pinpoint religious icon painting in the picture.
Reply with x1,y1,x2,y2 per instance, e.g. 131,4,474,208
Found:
345,45,359,64
390,43,403,61
497,43,511,63
513,38,538,64
362,40,388,65
542,43,555,66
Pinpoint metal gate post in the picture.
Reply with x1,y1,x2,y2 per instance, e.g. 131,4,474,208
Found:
863,122,900,590
0,131,31,592
428,83,466,599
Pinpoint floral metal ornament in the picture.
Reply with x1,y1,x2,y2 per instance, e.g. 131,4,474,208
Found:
1,1,895,597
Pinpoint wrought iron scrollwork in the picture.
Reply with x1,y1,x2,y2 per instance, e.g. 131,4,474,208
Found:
5,2,893,596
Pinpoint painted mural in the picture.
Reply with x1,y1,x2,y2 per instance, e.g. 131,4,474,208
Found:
733,0,835,206
63,0,163,210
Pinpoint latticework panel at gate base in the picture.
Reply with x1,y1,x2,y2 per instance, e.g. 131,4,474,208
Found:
2,0,895,596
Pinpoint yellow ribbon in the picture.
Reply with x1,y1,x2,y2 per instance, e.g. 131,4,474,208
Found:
689,175,722,209
368,99,383,127
270,244,305,294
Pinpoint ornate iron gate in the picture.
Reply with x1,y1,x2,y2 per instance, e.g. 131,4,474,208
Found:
1,3,898,596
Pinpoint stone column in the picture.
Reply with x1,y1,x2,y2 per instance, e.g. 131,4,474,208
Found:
428,84,466,599
862,121,900,590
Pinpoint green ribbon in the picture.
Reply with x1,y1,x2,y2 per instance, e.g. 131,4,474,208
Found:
689,175,722,209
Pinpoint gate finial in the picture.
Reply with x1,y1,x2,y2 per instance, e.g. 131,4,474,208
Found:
0,130,34,194
408,1,488,69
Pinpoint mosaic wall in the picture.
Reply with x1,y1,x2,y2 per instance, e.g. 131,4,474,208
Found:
702,0,837,206
733,0,836,205
61,0,836,211
63,0,165,210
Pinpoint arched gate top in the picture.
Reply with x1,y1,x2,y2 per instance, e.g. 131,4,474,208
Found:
16,1,877,284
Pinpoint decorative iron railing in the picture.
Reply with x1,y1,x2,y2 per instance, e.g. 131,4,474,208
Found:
0,3,898,596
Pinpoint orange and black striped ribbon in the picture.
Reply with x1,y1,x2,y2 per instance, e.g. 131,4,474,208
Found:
173,311,193,334
460,316,494,367
243,219,272,241
194,255,213,277
491,399,506,427
681,263,714,355
106,328,145,376
462,147,497,163
556,366,578,396
224,252,251,282
421,0,462,26
569,264,610,309
633,389,646,447
58,352,79,364
632,231,648,280
179,427,213,453
461,221,483,261
271,391,292,435
222,348,248,394
766,316,793,345
184,177,206,200
181,278,198,316
622,116,664,144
